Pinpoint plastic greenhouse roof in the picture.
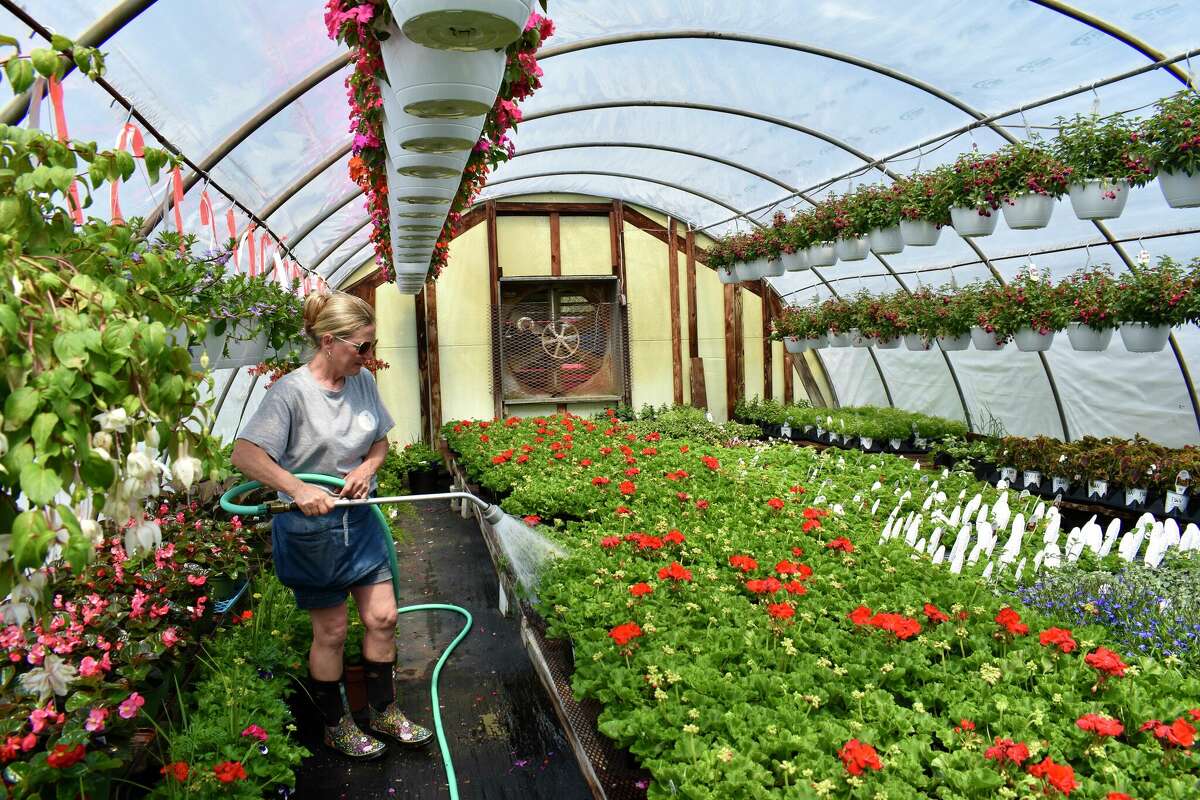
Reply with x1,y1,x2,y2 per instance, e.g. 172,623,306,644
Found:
4,1,1200,445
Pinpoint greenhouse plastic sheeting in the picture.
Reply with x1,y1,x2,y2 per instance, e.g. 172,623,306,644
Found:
4,1,1200,444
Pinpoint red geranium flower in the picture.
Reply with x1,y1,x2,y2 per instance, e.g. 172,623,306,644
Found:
701,455,720,470
46,743,86,769
837,739,882,776
767,602,795,621
984,737,1030,767
791,546,804,556
1028,756,1077,796
601,536,621,549
213,761,247,784
625,467,641,477
848,605,874,626
954,719,975,733
789,484,805,494
161,761,190,781
746,577,782,594
676,491,690,502
679,445,689,453
766,497,785,511
1039,627,1077,653
923,603,948,624
729,554,758,572
619,480,636,495
615,506,633,517
523,515,541,526
783,580,807,595
580,458,592,466
1142,717,1196,748
695,499,709,510
1085,647,1128,679
994,607,1029,636
827,537,854,552
657,562,693,582
629,582,654,597
641,447,657,456
1077,713,1124,738
516,454,529,464
609,622,643,647
592,476,611,486
600,446,613,455
1106,793,1133,800
664,529,685,544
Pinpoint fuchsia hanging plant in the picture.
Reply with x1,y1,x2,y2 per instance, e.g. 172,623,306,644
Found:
325,0,553,283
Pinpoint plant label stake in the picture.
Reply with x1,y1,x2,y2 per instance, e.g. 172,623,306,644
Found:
1166,490,1189,515
1088,479,1108,499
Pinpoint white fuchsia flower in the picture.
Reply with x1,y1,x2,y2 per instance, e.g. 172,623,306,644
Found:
93,407,131,433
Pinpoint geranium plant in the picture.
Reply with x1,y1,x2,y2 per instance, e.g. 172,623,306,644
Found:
975,268,1067,340
934,151,1004,214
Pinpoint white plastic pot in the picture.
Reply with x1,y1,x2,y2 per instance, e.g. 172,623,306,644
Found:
782,249,810,272
378,29,505,118
1159,170,1200,209
380,86,484,155
388,148,471,180
783,336,806,354
850,328,870,347
836,236,870,262
716,266,738,285
949,206,999,237
828,331,852,348
193,320,267,371
735,258,778,281
936,333,971,351
874,337,900,349
1066,322,1113,351
805,335,829,349
1068,180,1130,220
388,179,457,206
1013,328,1056,352
1001,194,1056,230
970,327,1006,351
899,219,941,246
868,226,905,255
1119,322,1172,353
761,257,785,278
806,243,838,267
393,0,534,51
903,334,931,351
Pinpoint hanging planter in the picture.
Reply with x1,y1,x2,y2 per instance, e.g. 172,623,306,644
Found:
393,0,535,52
828,330,852,348
835,236,869,262
761,257,785,278
868,226,905,255
806,243,838,267
1013,328,1056,352
735,258,781,281
970,327,1006,351
949,206,999,237
1068,180,1130,220
1000,194,1056,230
191,320,268,371
783,336,806,354
804,334,829,349
716,266,737,284
903,334,931,351
782,249,810,272
1158,170,1200,208
378,33,505,119
1119,322,1172,353
874,336,900,349
899,219,941,247
936,333,971,351
380,91,484,154
849,328,870,347
1066,322,1113,351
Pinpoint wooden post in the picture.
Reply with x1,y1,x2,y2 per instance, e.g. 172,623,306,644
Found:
486,200,502,420
611,201,632,407
414,286,431,443
425,278,442,437
724,283,738,418
668,217,683,406
685,229,698,360
734,288,744,409
689,357,708,410
549,211,561,277
761,287,773,402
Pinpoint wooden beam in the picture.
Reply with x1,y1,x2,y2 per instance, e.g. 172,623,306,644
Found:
621,206,692,253
425,278,442,436
485,200,502,420
549,211,561,276
668,217,683,406
494,201,612,216
414,286,431,443
724,283,738,417
686,229,698,361
452,205,487,239
734,288,745,410
690,356,708,410
762,287,773,402
611,201,632,407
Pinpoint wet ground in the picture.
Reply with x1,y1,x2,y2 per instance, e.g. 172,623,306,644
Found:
289,500,591,800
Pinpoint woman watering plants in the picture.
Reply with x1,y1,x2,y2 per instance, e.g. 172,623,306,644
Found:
230,291,432,759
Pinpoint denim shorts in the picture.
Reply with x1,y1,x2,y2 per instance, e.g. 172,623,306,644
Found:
271,503,392,610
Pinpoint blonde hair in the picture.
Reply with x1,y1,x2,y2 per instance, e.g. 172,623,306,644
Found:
302,291,375,347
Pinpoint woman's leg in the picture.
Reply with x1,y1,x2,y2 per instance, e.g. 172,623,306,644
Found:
309,602,349,681
353,580,432,745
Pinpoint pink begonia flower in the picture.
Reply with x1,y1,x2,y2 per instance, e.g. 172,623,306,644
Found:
130,589,149,619
161,628,181,648
118,692,145,720
79,656,103,678
29,703,63,734
241,724,268,742
85,707,109,733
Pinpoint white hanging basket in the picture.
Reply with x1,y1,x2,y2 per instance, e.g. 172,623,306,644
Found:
735,258,774,281
1159,170,1200,208
903,333,931,351
836,236,870,262
380,87,484,154
378,29,505,118
936,333,971,351
761,257,785,278
850,328,870,347
1001,193,1056,230
804,334,829,349
783,336,806,354
1067,180,1130,220
716,266,738,284
868,226,905,255
782,249,810,272
1118,322,1172,353
970,327,1007,351
192,320,268,371
806,243,838,267
949,206,999,237
392,0,534,51
1013,328,1056,352
387,147,471,180
828,331,852,348
1066,322,1113,351
874,336,901,349
899,219,941,246
389,179,458,206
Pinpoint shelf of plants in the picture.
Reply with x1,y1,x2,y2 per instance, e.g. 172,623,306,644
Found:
444,408,1200,799
707,89,1200,283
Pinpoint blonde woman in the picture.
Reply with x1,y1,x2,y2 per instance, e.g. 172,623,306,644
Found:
231,291,431,759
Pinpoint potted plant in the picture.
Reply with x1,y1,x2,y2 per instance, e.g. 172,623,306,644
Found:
936,153,1003,237
1053,113,1153,219
802,206,840,267
860,183,905,255
990,267,1066,351
895,287,937,350
962,281,1010,350
821,297,854,346
1113,255,1197,352
795,305,830,349
895,171,950,246
831,194,869,262
1058,266,1119,350
858,292,904,348
993,139,1071,230
930,283,978,350
1144,89,1200,208
845,291,873,346
707,237,739,284
770,212,809,272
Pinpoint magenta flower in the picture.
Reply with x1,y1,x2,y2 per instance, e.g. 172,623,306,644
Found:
118,692,145,720
241,724,268,742
85,707,109,733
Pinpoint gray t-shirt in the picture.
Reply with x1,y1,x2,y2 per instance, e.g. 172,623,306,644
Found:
237,364,394,499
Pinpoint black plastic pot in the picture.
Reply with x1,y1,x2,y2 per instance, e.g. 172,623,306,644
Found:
407,468,447,495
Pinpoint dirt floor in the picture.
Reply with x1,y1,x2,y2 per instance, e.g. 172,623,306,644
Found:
288,499,591,800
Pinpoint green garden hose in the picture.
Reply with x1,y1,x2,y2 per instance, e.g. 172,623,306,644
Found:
220,474,472,799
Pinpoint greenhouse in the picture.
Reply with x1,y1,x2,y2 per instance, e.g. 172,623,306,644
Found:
2,0,1200,797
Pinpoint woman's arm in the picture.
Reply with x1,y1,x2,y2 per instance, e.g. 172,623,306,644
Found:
230,439,335,515
339,437,390,499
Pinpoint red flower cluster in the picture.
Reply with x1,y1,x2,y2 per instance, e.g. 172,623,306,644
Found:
729,555,758,573
802,507,827,532
701,455,720,470
609,622,643,647
827,537,854,552
600,536,621,549
746,577,782,595
1040,627,1077,653
774,560,812,579
592,476,611,486
626,532,663,550
629,582,654,598
1085,647,1128,679
161,761,189,781
923,603,948,625
1077,713,1124,738
523,515,541,526
657,562,693,582
789,484,805,494
664,469,689,481
664,529,685,545
615,506,633,517
984,737,1030,767
837,739,882,775
213,761,247,783
1028,756,1077,796
953,719,975,734
994,607,1029,636
766,497,785,511
766,602,795,621
619,480,637,495
848,605,921,640
46,743,86,769
1140,716,1196,748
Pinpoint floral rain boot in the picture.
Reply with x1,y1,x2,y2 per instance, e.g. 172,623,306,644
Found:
324,714,388,760
367,703,433,747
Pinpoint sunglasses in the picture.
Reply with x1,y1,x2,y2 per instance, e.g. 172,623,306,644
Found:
335,336,377,355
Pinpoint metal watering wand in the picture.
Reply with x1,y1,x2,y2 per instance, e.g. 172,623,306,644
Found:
219,473,506,800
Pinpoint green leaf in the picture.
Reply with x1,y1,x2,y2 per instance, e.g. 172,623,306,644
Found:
88,370,118,393
113,149,135,181
64,690,95,713
0,35,19,50
47,165,75,193
80,448,114,490
20,461,62,505
101,319,135,354
30,412,57,451
30,48,58,78
73,48,92,76
10,509,48,568
52,330,89,369
3,386,40,430
0,303,17,337
49,34,73,52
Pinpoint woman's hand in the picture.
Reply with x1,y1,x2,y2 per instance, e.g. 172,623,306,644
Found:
293,483,337,516
340,463,375,499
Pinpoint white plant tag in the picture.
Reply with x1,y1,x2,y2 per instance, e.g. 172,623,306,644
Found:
1023,470,1041,488
1000,467,1018,483
1166,490,1189,514
914,436,929,449
860,437,873,449
1088,479,1108,498
889,438,902,450
1124,487,1148,506
1052,476,1070,494
816,426,826,438
780,423,792,438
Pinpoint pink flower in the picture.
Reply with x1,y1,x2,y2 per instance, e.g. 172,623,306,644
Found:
130,589,148,619
85,707,109,733
187,575,207,587
78,656,103,678
29,703,63,734
240,724,268,742
161,628,181,648
118,692,145,720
